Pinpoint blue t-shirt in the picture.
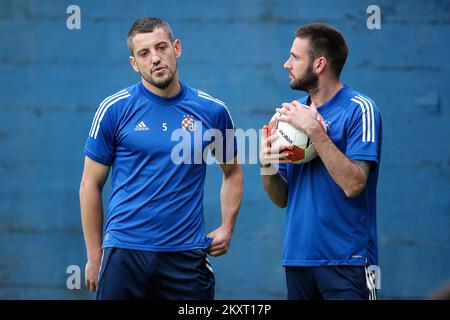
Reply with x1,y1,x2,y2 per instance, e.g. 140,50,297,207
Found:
84,82,236,252
278,85,382,267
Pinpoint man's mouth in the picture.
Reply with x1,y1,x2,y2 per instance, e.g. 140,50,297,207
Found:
152,66,166,73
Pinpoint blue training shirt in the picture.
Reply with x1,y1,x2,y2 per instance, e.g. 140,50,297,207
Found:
278,85,382,267
84,82,236,252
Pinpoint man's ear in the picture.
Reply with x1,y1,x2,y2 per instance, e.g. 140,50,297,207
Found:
315,56,327,74
173,39,182,58
129,55,139,72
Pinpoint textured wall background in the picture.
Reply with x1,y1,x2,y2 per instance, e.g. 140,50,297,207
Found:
0,0,449,299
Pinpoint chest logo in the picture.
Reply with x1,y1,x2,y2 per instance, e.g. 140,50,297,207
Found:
181,115,197,132
134,121,149,131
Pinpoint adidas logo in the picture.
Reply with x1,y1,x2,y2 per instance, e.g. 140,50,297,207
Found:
134,121,149,131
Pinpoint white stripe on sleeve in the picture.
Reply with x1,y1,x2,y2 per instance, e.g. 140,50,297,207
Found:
351,97,367,142
355,96,371,142
89,90,128,137
198,92,235,129
358,95,376,143
93,93,131,139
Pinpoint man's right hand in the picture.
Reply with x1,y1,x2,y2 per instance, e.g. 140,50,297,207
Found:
259,125,291,168
85,255,102,292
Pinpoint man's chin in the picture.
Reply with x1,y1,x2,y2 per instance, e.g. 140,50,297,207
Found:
290,81,307,92
150,76,174,90
154,82,171,90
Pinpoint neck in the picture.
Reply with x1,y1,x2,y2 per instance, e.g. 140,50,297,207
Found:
142,74,181,98
309,79,343,107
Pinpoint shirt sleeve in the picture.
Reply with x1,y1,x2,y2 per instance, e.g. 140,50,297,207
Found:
211,105,238,163
84,102,117,166
346,96,382,164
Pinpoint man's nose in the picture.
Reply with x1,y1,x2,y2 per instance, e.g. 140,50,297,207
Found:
283,59,290,70
151,52,162,64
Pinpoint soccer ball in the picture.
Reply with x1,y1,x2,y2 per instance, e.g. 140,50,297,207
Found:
267,107,327,164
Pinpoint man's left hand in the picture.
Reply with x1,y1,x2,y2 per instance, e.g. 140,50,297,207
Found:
206,226,233,257
276,100,319,135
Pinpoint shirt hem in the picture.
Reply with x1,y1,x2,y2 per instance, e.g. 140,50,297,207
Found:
102,241,211,252
346,153,379,164
84,148,112,166
282,259,366,267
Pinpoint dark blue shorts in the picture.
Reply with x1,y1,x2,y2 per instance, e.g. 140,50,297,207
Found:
96,247,215,300
285,266,377,300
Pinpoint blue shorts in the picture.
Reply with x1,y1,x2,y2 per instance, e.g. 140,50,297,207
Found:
96,247,215,300
285,266,377,300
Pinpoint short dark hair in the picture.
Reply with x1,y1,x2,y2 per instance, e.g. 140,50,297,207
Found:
127,17,174,54
295,23,348,78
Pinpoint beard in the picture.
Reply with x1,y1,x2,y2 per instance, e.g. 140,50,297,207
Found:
289,62,319,94
140,63,177,90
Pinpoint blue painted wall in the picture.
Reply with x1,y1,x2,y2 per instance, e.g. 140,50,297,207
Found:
0,0,449,299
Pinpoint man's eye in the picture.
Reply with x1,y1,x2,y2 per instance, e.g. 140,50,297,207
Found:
140,51,148,56
157,46,166,51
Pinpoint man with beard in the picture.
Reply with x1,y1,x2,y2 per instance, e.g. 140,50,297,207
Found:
80,17,243,300
260,23,382,300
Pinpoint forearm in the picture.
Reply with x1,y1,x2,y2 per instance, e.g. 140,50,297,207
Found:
220,167,243,233
308,126,366,198
79,183,104,261
262,170,288,208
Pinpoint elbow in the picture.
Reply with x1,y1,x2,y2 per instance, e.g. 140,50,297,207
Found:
79,179,101,199
79,180,87,200
344,181,365,199
270,190,288,208
344,189,361,199
276,200,287,208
